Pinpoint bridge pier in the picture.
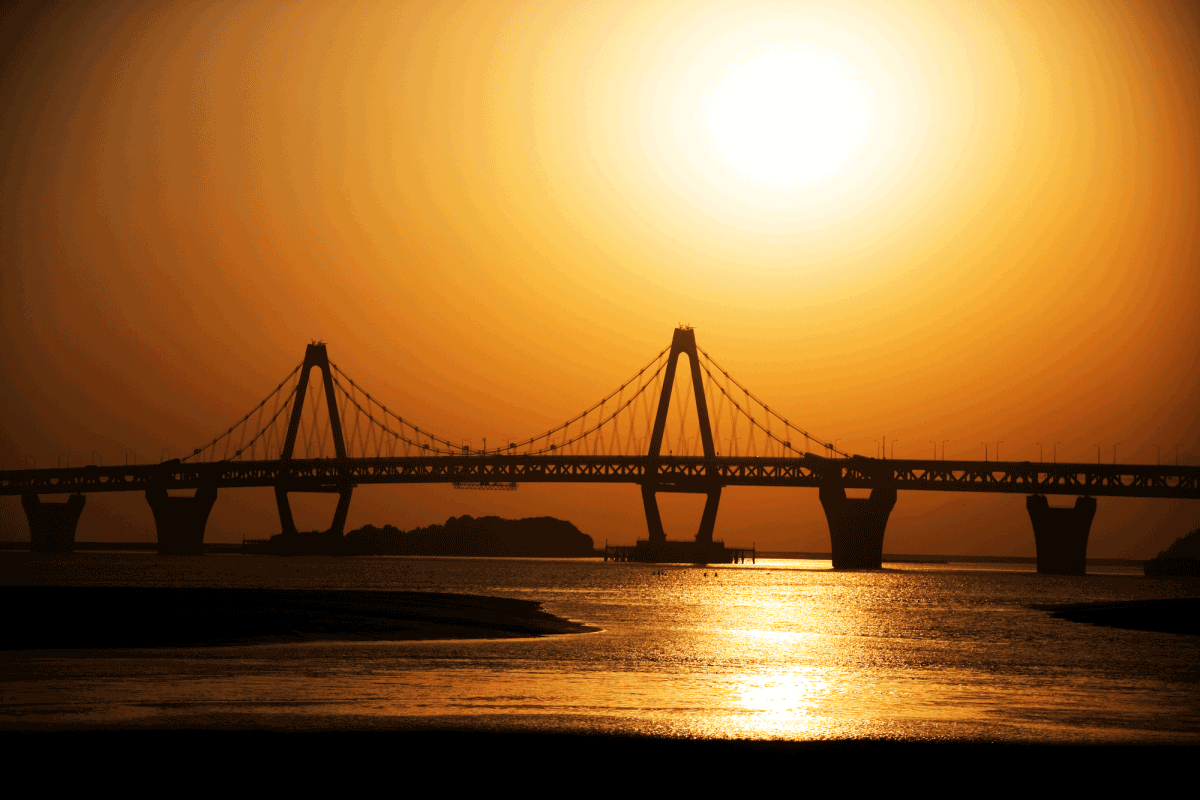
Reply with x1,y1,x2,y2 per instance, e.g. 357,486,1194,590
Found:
145,486,218,555
275,486,353,537
819,485,897,570
21,493,86,553
1026,495,1095,576
641,485,667,544
640,484,722,562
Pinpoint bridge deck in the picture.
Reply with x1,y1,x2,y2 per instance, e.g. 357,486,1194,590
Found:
2,456,1197,499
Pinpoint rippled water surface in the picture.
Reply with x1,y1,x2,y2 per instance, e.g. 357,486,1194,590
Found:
2,554,1198,740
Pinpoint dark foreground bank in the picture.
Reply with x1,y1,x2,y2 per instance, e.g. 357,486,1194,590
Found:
5,732,1194,783
1038,597,1200,636
1,587,597,649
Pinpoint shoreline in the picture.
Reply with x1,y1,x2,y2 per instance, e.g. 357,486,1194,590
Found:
1,587,598,650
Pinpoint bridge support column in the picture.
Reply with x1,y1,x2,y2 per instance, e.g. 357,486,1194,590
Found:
641,485,667,544
1026,495,1095,576
275,486,353,538
21,494,86,553
146,486,217,556
819,485,897,570
640,485,722,563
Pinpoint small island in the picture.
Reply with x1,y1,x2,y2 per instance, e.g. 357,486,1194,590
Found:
249,515,598,558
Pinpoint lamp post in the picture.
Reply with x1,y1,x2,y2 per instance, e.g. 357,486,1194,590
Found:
1037,442,1043,463
1153,445,1160,465
875,440,880,459
1094,444,1101,464
942,440,949,461
981,442,988,461
1054,442,1061,464
1113,442,1119,465
891,439,899,459
929,441,937,460
996,441,1004,462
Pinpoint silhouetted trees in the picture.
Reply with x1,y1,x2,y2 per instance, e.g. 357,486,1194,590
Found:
342,515,596,557
1156,526,1200,559
1143,526,1200,576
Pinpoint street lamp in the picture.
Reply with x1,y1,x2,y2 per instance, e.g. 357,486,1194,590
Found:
942,440,949,461
996,441,1004,462
1153,445,1160,465
929,441,937,460
874,440,880,459
1036,442,1043,463
1094,444,1101,464
1113,442,1119,465
1053,442,1061,464
891,439,899,459
981,442,988,461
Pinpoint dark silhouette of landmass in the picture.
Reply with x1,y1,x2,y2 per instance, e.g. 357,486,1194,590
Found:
347,515,596,556
252,515,597,557
1,587,597,650
1037,598,1200,636
1143,527,1200,576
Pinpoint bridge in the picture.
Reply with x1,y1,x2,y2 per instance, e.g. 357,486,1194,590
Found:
4,328,1197,573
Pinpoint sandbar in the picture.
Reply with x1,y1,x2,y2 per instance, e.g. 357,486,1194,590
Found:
1037,598,1200,636
1,587,597,650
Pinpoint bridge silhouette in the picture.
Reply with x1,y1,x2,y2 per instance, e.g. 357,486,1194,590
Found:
4,328,1197,573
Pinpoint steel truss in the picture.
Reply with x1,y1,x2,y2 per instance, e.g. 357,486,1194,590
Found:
3,455,1197,499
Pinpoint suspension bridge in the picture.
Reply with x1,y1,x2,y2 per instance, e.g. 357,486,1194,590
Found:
4,328,1197,572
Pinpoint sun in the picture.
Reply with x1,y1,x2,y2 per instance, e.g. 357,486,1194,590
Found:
700,45,877,190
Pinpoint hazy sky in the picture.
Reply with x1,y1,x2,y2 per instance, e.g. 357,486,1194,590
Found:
2,0,1198,557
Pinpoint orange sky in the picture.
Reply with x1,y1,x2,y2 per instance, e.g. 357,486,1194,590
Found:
2,0,1198,557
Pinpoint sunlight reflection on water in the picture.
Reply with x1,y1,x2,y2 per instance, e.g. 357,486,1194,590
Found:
2,554,1198,741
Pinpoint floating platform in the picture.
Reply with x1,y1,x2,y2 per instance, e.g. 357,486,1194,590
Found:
604,539,755,565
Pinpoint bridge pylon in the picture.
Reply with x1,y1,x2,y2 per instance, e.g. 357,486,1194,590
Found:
640,327,722,560
275,343,353,541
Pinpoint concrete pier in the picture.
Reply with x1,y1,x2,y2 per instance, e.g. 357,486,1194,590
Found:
819,484,898,570
275,486,353,539
641,485,722,553
21,493,86,552
145,486,218,555
1026,495,1096,575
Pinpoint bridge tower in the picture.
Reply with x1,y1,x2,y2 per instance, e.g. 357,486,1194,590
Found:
275,342,353,545
640,327,722,562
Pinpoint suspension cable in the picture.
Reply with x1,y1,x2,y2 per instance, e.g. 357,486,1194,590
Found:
182,362,303,462
695,346,847,458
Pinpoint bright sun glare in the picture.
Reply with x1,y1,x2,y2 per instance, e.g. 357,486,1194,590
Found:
702,45,875,189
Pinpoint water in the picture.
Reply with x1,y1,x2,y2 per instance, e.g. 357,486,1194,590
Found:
2,554,1198,740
